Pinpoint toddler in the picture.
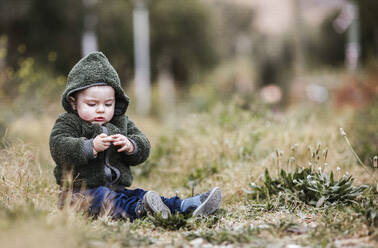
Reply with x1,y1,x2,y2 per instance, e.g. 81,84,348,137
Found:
49,51,222,220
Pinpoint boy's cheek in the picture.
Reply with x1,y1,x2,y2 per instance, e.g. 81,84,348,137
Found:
78,110,94,122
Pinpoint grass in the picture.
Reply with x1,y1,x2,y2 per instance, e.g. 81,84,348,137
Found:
247,164,368,207
0,99,377,247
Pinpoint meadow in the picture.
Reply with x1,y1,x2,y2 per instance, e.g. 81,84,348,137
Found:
0,92,377,248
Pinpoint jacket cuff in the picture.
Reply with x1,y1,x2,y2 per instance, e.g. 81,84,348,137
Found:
83,139,96,160
125,138,138,155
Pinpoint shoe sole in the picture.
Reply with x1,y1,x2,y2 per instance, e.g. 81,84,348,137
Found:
193,187,222,216
143,191,171,219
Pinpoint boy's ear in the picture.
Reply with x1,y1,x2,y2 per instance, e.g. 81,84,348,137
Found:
69,96,77,110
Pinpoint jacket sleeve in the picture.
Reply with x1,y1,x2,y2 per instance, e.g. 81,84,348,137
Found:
49,114,95,169
123,119,151,166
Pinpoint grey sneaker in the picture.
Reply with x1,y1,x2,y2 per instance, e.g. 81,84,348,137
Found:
142,191,171,219
181,187,222,216
193,187,222,216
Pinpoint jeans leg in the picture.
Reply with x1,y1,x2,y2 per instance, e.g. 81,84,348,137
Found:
111,188,148,220
160,195,183,214
82,186,115,216
119,188,182,214
75,187,182,219
80,187,148,220
114,188,148,220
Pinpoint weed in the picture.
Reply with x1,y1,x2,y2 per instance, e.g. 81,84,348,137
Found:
186,209,225,229
352,186,378,228
248,166,367,208
186,163,219,188
247,144,368,208
148,212,189,231
348,99,378,166
1,93,378,247
133,135,178,178
144,208,225,231
266,219,305,237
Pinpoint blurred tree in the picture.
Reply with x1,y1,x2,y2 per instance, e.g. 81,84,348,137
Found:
0,0,84,73
133,0,151,115
0,0,218,87
82,0,98,57
97,0,219,87
253,36,293,87
306,0,378,68
210,0,255,59
306,11,346,66
96,0,134,84
358,0,378,61
148,0,218,85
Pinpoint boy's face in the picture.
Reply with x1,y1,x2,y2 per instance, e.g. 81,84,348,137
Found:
70,86,115,125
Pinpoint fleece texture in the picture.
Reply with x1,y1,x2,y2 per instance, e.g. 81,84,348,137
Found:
62,51,129,116
50,51,150,189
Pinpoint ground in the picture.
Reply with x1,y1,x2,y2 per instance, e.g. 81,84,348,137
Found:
0,101,377,248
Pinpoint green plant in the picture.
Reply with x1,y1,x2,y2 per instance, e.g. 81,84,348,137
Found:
352,186,378,227
348,99,378,167
267,219,304,237
147,208,224,231
186,164,219,189
133,135,177,178
148,212,188,231
1,55,65,117
247,145,368,207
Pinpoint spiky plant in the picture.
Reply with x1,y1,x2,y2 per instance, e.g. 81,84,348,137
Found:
247,144,368,207
147,213,188,231
248,167,367,207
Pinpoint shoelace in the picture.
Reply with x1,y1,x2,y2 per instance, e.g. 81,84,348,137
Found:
134,199,146,217
199,190,212,202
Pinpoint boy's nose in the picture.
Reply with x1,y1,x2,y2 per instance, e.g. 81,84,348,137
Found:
97,105,105,112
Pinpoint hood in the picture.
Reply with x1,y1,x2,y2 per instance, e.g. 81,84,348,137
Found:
62,51,129,116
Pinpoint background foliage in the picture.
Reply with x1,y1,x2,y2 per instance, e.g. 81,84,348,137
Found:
0,1,377,246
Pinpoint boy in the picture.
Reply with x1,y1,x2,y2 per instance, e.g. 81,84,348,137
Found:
49,51,222,220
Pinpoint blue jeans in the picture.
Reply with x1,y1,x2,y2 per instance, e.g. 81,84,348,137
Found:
70,186,182,221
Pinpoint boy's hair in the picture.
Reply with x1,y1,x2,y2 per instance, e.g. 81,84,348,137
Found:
61,51,129,116
69,91,79,100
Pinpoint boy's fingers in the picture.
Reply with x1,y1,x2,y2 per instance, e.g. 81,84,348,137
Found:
112,134,128,141
111,134,124,140
117,146,128,152
102,137,114,142
111,138,121,143
99,133,107,138
113,139,129,145
113,141,122,146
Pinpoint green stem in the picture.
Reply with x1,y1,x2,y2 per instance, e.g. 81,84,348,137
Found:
341,131,377,183
343,135,366,168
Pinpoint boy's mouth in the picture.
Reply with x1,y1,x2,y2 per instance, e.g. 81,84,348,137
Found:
94,117,105,122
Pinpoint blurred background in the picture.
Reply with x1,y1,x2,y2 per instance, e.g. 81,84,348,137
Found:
1,2,378,246
0,0,377,163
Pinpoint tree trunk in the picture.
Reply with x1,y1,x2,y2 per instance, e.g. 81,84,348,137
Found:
133,0,151,115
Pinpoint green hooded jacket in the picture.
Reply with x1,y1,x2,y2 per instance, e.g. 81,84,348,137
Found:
49,51,150,189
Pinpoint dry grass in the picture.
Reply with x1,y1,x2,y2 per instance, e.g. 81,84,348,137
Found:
0,101,377,247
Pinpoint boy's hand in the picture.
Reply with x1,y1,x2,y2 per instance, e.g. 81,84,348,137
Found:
111,134,134,153
93,133,114,155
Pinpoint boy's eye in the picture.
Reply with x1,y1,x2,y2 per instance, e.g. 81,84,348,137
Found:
105,103,113,107
87,103,96,107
